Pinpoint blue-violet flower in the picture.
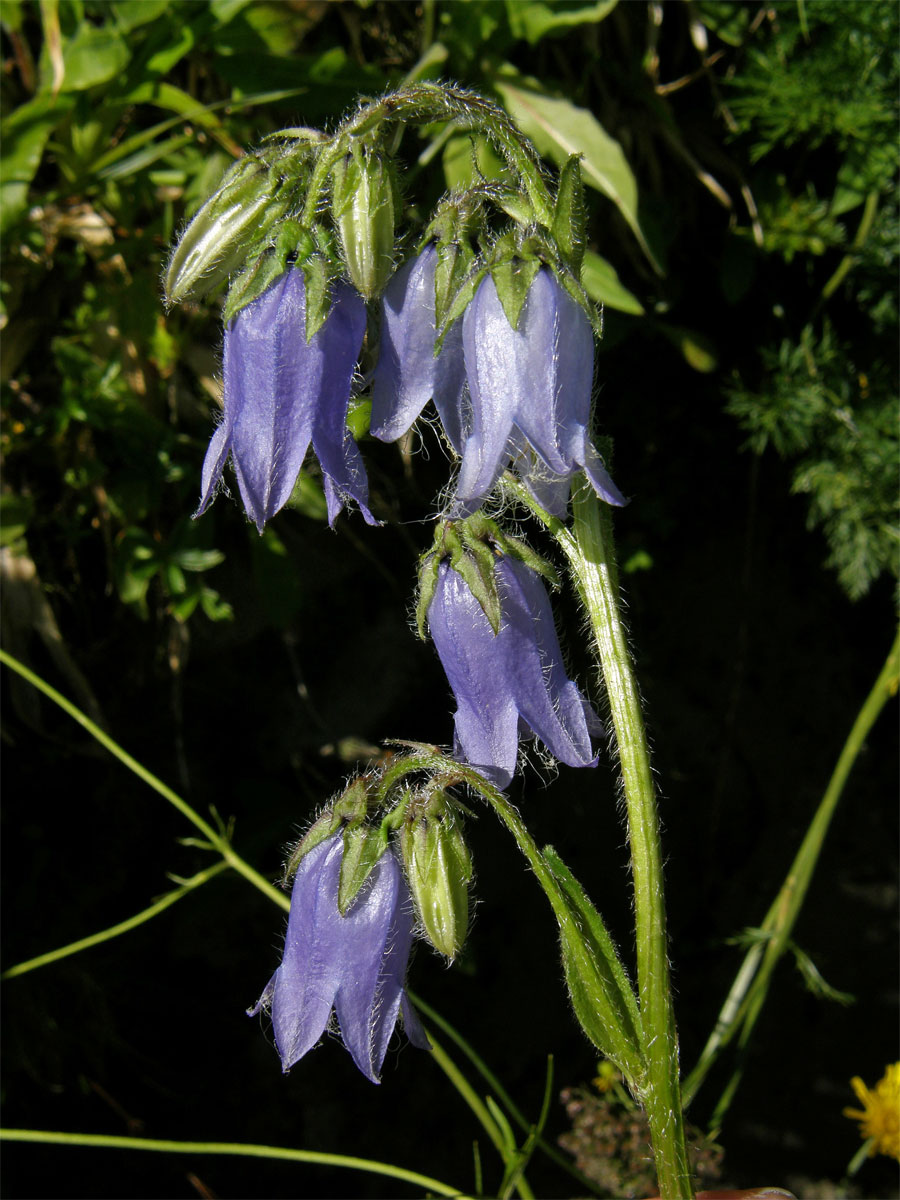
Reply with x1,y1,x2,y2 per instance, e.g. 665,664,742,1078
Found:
370,245,466,452
428,556,600,788
454,268,626,516
249,832,428,1083
197,268,376,532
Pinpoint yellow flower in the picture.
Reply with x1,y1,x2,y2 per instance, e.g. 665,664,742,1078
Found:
843,1062,900,1161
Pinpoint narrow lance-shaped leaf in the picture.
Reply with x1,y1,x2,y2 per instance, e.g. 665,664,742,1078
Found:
543,845,646,1087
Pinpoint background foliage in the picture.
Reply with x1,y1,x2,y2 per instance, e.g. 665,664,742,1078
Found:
2,2,897,1197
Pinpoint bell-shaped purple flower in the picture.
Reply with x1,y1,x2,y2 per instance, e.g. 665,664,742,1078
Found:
370,246,466,452
453,268,626,516
428,556,600,788
197,268,376,532
249,832,429,1083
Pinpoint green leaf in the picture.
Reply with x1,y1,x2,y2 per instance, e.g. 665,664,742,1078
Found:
505,0,617,44
58,24,131,90
111,0,170,31
582,250,644,315
542,845,645,1084
144,21,196,76
0,92,74,232
492,68,661,273
0,495,34,546
210,0,255,22
173,548,225,572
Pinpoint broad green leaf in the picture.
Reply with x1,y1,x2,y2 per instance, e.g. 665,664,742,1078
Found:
173,549,226,572
506,0,617,44
582,250,644,315
1,0,25,31
210,0,255,22
492,68,661,273
58,24,131,90
0,92,74,232
111,0,170,31
144,21,196,75
0,495,34,547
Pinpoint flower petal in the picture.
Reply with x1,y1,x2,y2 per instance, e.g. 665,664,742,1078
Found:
429,561,520,786
453,277,520,512
307,281,374,526
371,247,467,451
225,270,315,532
499,558,599,770
266,835,345,1071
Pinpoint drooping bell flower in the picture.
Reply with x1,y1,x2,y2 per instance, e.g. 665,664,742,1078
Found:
249,832,429,1083
453,268,626,516
197,268,376,532
370,245,466,452
427,556,600,789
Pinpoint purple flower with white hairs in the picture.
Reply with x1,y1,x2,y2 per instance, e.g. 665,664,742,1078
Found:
370,246,466,451
454,268,626,516
249,832,429,1083
428,556,600,789
197,268,376,532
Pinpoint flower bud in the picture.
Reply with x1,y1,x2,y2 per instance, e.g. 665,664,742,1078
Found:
165,153,293,306
331,143,396,299
401,796,473,960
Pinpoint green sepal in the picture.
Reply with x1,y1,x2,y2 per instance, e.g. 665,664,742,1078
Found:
496,187,537,228
281,774,374,883
543,845,646,1087
283,807,343,882
435,260,487,356
489,236,542,332
551,155,586,275
331,141,396,299
416,513,560,639
451,527,502,635
432,236,477,334
416,548,442,640
338,823,389,915
221,220,315,327
301,251,333,342
401,796,473,959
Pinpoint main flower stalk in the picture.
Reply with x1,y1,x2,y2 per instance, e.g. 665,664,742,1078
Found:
509,478,694,1199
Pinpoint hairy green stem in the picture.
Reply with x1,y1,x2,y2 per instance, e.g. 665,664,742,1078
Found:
568,487,692,1199
683,625,900,1117
425,1031,535,1200
0,1130,463,1196
300,84,553,231
505,478,693,1199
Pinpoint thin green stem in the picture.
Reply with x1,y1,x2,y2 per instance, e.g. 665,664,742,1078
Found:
0,1130,463,1197
410,991,603,1195
0,649,287,913
2,862,229,979
683,625,900,1115
299,84,553,231
426,1032,534,1200
504,477,693,1199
